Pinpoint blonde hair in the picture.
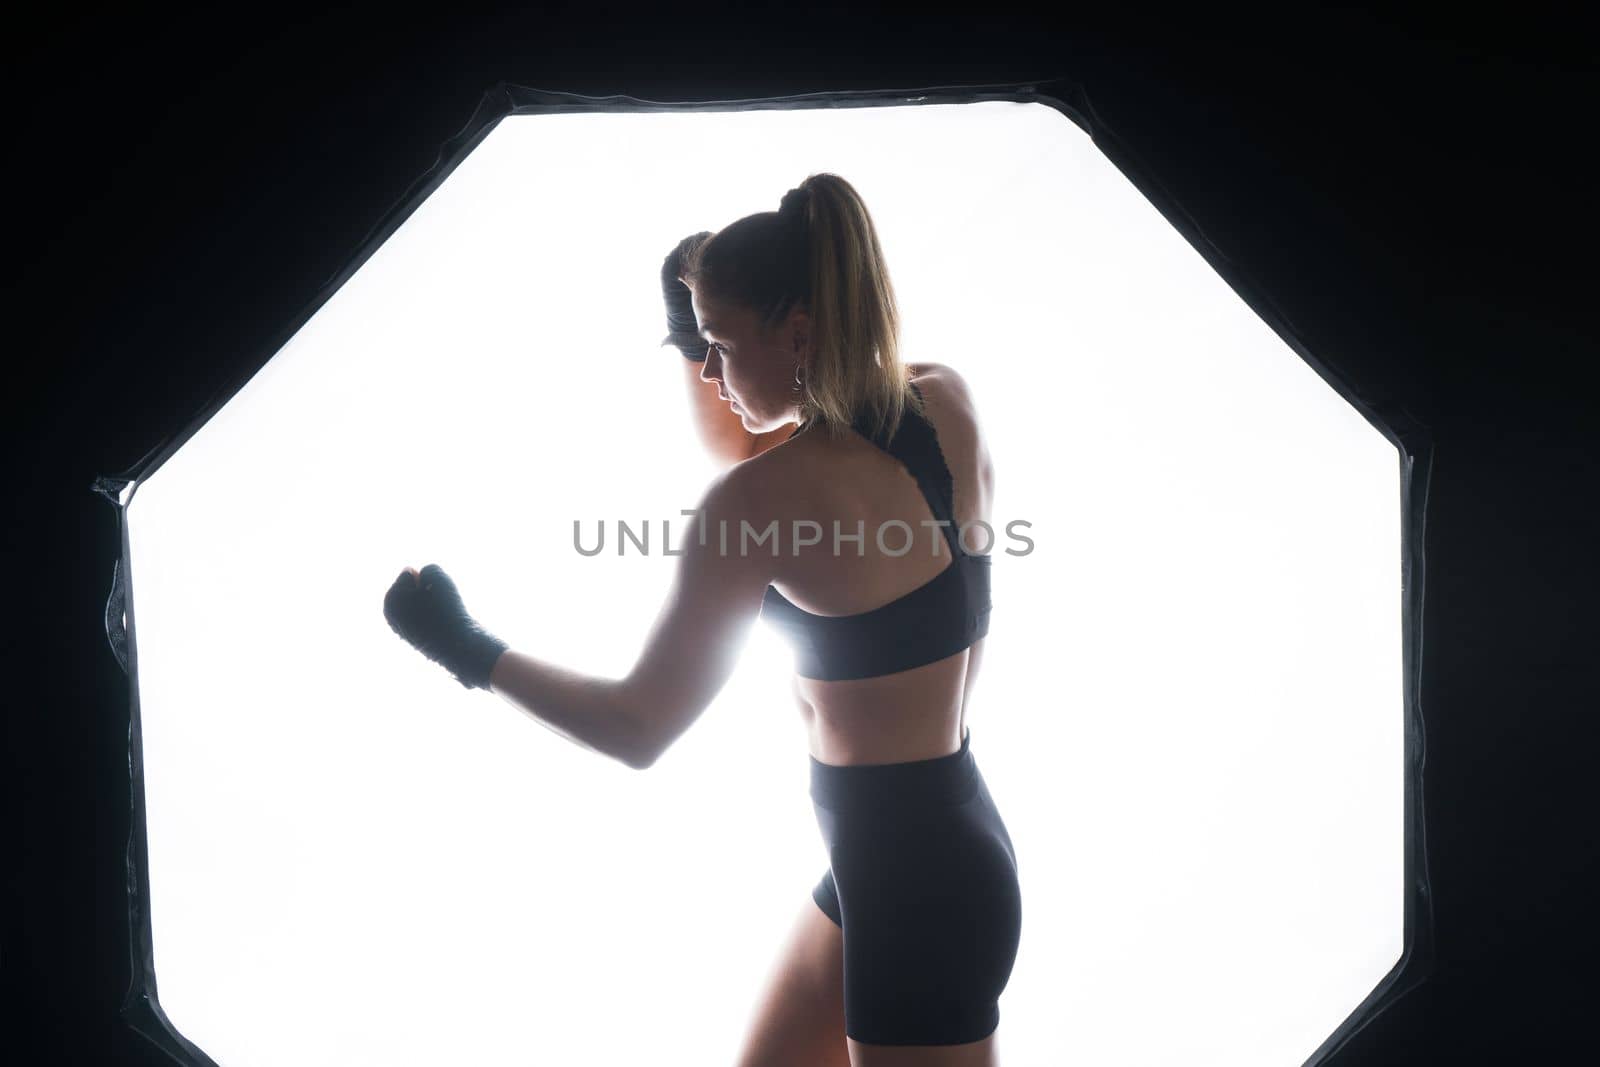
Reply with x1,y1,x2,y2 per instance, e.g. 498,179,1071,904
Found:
681,173,922,442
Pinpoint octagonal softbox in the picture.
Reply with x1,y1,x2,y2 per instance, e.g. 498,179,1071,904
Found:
94,79,1434,1066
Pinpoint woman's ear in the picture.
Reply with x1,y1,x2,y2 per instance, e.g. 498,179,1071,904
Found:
787,306,811,346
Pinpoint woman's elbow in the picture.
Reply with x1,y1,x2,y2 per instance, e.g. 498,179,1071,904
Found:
622,743,658,772
614,716,659,771
616,705,664,771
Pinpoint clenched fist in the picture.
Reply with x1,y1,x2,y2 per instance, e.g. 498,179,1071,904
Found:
383,563,509,690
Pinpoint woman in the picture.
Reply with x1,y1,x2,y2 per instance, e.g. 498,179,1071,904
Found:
384,173,1021,1066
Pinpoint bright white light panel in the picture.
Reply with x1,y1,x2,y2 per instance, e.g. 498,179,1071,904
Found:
125,100,1403,1066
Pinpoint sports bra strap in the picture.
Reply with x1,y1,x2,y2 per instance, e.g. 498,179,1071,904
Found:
849,382,965,557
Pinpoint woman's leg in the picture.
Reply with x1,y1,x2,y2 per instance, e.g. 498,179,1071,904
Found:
829,790,1020,1065
734,894,850,1067
846,1032,1000,1067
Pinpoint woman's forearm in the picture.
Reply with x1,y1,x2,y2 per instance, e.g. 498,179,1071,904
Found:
488,650,644,769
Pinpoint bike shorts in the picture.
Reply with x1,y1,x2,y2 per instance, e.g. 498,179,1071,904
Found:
809,726,1022,1046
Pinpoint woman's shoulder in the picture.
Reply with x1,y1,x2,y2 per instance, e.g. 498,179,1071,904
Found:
906,360,953,388
733,361,990,522
744,361,977,473
905,362,984,442
906,362,992,487
907,362,976,413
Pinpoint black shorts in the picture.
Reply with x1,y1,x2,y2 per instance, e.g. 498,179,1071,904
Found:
809,727,1022,1046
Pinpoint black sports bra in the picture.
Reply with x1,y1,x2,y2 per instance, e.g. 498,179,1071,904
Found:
760,382,993,681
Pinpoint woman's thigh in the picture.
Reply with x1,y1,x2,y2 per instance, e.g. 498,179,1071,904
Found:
847,1032,1000,1067
830,816,1021,1050
734,895,850,1067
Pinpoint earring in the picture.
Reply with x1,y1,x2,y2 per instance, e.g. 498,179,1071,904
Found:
793,364,805,389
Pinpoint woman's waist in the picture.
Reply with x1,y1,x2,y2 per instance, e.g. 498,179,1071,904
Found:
797,669,968,764
808,723,980,812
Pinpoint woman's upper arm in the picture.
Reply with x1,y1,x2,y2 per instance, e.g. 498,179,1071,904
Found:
618,466,774,767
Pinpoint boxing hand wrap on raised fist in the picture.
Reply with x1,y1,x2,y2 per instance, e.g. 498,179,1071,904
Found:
384,563,509,690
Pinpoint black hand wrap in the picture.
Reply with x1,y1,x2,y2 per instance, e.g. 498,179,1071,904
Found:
659,231,713,361
384,564,509,690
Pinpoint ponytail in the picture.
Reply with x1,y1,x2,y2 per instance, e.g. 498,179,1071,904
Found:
682,173,920,442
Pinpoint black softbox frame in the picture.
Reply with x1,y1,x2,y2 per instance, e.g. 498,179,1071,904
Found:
91,77,1436,1066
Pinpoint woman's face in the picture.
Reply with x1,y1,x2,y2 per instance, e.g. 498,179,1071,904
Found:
690,288,809,434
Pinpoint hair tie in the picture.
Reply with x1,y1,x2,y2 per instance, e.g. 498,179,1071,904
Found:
779,186,811,221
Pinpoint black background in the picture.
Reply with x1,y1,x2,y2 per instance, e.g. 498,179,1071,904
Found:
7,2,1595,1063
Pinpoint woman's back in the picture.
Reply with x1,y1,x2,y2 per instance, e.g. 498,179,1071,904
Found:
746,362,995,766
